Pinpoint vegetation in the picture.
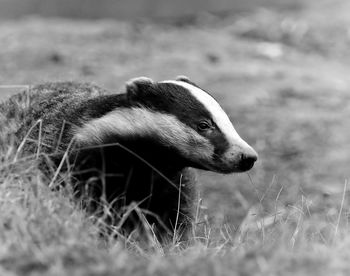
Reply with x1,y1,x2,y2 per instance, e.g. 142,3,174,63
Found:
0,0,349,275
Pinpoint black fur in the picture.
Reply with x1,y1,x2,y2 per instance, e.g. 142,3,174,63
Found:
14,81,199,242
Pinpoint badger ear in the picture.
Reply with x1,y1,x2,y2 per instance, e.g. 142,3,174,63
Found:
126,77,154,97
176,75,191,83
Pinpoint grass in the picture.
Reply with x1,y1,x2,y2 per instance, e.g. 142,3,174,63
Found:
0,0,350,275
0,146,349,275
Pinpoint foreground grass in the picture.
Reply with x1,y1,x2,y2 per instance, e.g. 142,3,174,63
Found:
0,151,349,276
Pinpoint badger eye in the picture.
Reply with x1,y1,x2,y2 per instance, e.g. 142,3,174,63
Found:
197,121,211,131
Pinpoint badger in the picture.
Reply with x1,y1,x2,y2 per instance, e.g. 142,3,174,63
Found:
12,76,258,242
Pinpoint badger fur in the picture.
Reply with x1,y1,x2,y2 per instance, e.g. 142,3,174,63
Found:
13,76,258,241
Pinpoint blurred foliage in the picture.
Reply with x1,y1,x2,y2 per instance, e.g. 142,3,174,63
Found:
0,0,302,20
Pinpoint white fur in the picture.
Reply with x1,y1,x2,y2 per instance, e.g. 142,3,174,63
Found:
161,80,256,155
74,107,214,163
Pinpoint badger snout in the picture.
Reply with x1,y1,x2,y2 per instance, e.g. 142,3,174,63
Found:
238,150,258,171
217,145,258,173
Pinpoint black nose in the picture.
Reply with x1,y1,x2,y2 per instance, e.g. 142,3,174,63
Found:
239,152,258,171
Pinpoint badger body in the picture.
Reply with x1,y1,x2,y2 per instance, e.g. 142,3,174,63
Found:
13,77,257,241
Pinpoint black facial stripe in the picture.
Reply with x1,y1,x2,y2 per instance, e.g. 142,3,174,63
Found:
210,124,230,157
127,81,231,158
131,82,212,131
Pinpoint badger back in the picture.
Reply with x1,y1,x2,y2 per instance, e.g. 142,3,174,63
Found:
14,82,114,155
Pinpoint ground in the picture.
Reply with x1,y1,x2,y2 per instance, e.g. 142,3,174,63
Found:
0,0,350,275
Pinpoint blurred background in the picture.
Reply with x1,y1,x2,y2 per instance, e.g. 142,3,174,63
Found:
0,0,301,20
0,0,349,233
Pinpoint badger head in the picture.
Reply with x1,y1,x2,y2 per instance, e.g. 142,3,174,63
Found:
126,76,258,173
75,76,257,173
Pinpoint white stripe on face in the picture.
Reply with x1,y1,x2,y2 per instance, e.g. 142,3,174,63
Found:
161,80,254,151
74,107,214,162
